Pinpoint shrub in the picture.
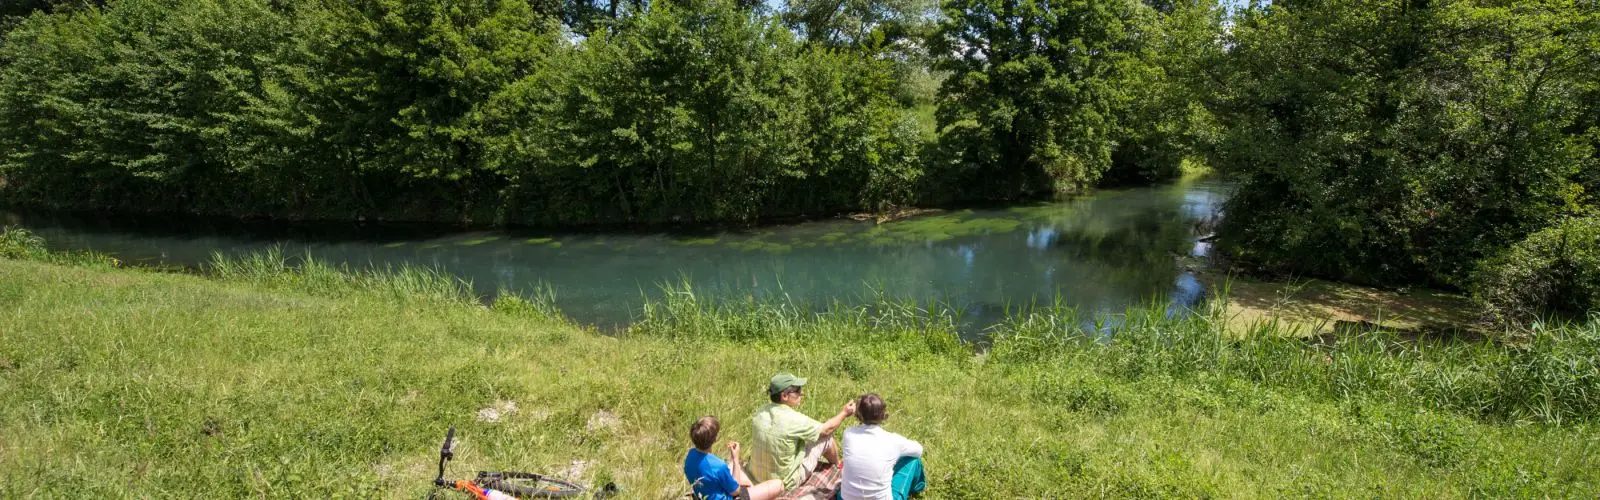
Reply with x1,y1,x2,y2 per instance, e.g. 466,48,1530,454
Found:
0,226,118,266
1474,216,1600,324
0,226,46,260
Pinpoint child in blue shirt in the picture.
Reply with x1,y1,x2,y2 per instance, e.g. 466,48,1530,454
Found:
685,416,785,500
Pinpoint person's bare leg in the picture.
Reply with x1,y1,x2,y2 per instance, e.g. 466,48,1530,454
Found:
746,479,786,500
734,466,754,487
821,438,839,466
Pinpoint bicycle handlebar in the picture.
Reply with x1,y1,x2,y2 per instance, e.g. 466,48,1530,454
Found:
435,427,456,487
442,427,456,458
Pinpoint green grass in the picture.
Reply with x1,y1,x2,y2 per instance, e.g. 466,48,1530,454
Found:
1,228,1598,497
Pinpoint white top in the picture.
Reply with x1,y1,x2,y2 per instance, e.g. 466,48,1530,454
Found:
840,425,924,500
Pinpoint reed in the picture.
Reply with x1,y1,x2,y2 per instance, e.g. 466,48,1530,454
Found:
206,247,479,307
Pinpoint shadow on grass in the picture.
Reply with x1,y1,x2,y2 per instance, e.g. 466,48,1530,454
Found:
1208,273,1481,336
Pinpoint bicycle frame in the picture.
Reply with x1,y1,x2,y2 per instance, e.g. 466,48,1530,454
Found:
435,427,494,500
431,427,605,499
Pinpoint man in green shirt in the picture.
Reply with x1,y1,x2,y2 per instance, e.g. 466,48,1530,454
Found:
749,373,857,490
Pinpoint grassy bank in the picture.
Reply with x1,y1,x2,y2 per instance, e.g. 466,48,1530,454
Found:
1,236,1598,496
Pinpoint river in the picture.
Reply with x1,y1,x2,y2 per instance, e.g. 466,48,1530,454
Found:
4,180,1228,336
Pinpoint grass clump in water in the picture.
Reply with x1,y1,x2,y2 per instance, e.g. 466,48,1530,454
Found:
1,226,118,266
492,284,569,326
207,247,478,307
631,280,967,359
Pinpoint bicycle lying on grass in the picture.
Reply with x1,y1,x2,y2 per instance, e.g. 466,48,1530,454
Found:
430,427,618,499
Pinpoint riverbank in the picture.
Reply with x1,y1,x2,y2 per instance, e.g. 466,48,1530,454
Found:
1198,271,1485,337
3,236,1599,496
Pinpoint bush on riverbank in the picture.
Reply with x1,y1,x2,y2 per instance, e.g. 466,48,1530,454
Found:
0,226,116,266
1475,216,1600,324
1211,2,1599,294
620,265,1600,425
206,247,482,308
2,238,1599,496
0,225,44,260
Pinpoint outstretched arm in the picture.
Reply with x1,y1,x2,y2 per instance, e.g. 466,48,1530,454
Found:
818,400,857,437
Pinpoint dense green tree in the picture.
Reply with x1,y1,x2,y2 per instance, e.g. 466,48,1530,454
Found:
0,0,1236,229
781,0,937,48
0,0,300,211
484,0,922,224
1213,0,1599,287
306,0,557,181
0,0,566,220
929,0,1152,201
0,0,929,225
1101,0,1224,185
485,0,809,223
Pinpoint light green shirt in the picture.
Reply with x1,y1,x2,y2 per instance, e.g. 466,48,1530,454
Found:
749,402,824,489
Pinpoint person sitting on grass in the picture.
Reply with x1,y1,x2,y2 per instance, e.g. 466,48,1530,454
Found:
750,373,857,491
685,415,786,500
839,393,925,500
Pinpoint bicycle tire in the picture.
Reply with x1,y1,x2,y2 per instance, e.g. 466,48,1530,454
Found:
476,471,586,498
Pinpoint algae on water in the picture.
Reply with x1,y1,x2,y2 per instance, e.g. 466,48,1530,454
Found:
457,236,502,246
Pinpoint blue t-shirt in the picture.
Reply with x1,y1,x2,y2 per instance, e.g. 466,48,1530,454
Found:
683,448,741,500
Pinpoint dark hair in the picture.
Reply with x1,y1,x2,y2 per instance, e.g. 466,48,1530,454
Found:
690,416,720,450
856,393,887,425
770,385,802,404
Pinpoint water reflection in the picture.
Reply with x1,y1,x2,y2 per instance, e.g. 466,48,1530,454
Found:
6,181,1230,336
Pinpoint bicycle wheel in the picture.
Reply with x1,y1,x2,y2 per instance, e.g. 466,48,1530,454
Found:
476,471,586,498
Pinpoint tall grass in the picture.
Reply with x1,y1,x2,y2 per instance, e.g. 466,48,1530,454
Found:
0,226,117,266
632,279,1600,424
630,280,967,357
996,300,1600,425
491,283,569,325
206,247,480,307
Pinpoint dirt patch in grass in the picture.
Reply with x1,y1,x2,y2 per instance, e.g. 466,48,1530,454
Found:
586,410,621,432
476,400,520,423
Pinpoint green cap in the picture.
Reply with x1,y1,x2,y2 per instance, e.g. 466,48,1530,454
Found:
768,373,807,397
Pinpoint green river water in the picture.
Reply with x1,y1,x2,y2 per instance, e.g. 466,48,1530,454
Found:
5,181,1228,336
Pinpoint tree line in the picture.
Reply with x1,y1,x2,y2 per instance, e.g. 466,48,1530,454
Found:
1,0,1596,320
0,0,1218,226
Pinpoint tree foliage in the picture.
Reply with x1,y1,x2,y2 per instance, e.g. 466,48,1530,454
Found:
781,0,936,49
0,0,925,224
1102,0,1223,185
0,0,301,210
484,0,922,224
1212,0,1600,288
929,0,1157,200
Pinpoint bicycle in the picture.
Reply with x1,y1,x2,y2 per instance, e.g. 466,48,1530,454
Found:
429,427,617,499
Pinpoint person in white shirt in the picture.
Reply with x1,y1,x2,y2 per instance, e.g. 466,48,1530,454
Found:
839,393,926,500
